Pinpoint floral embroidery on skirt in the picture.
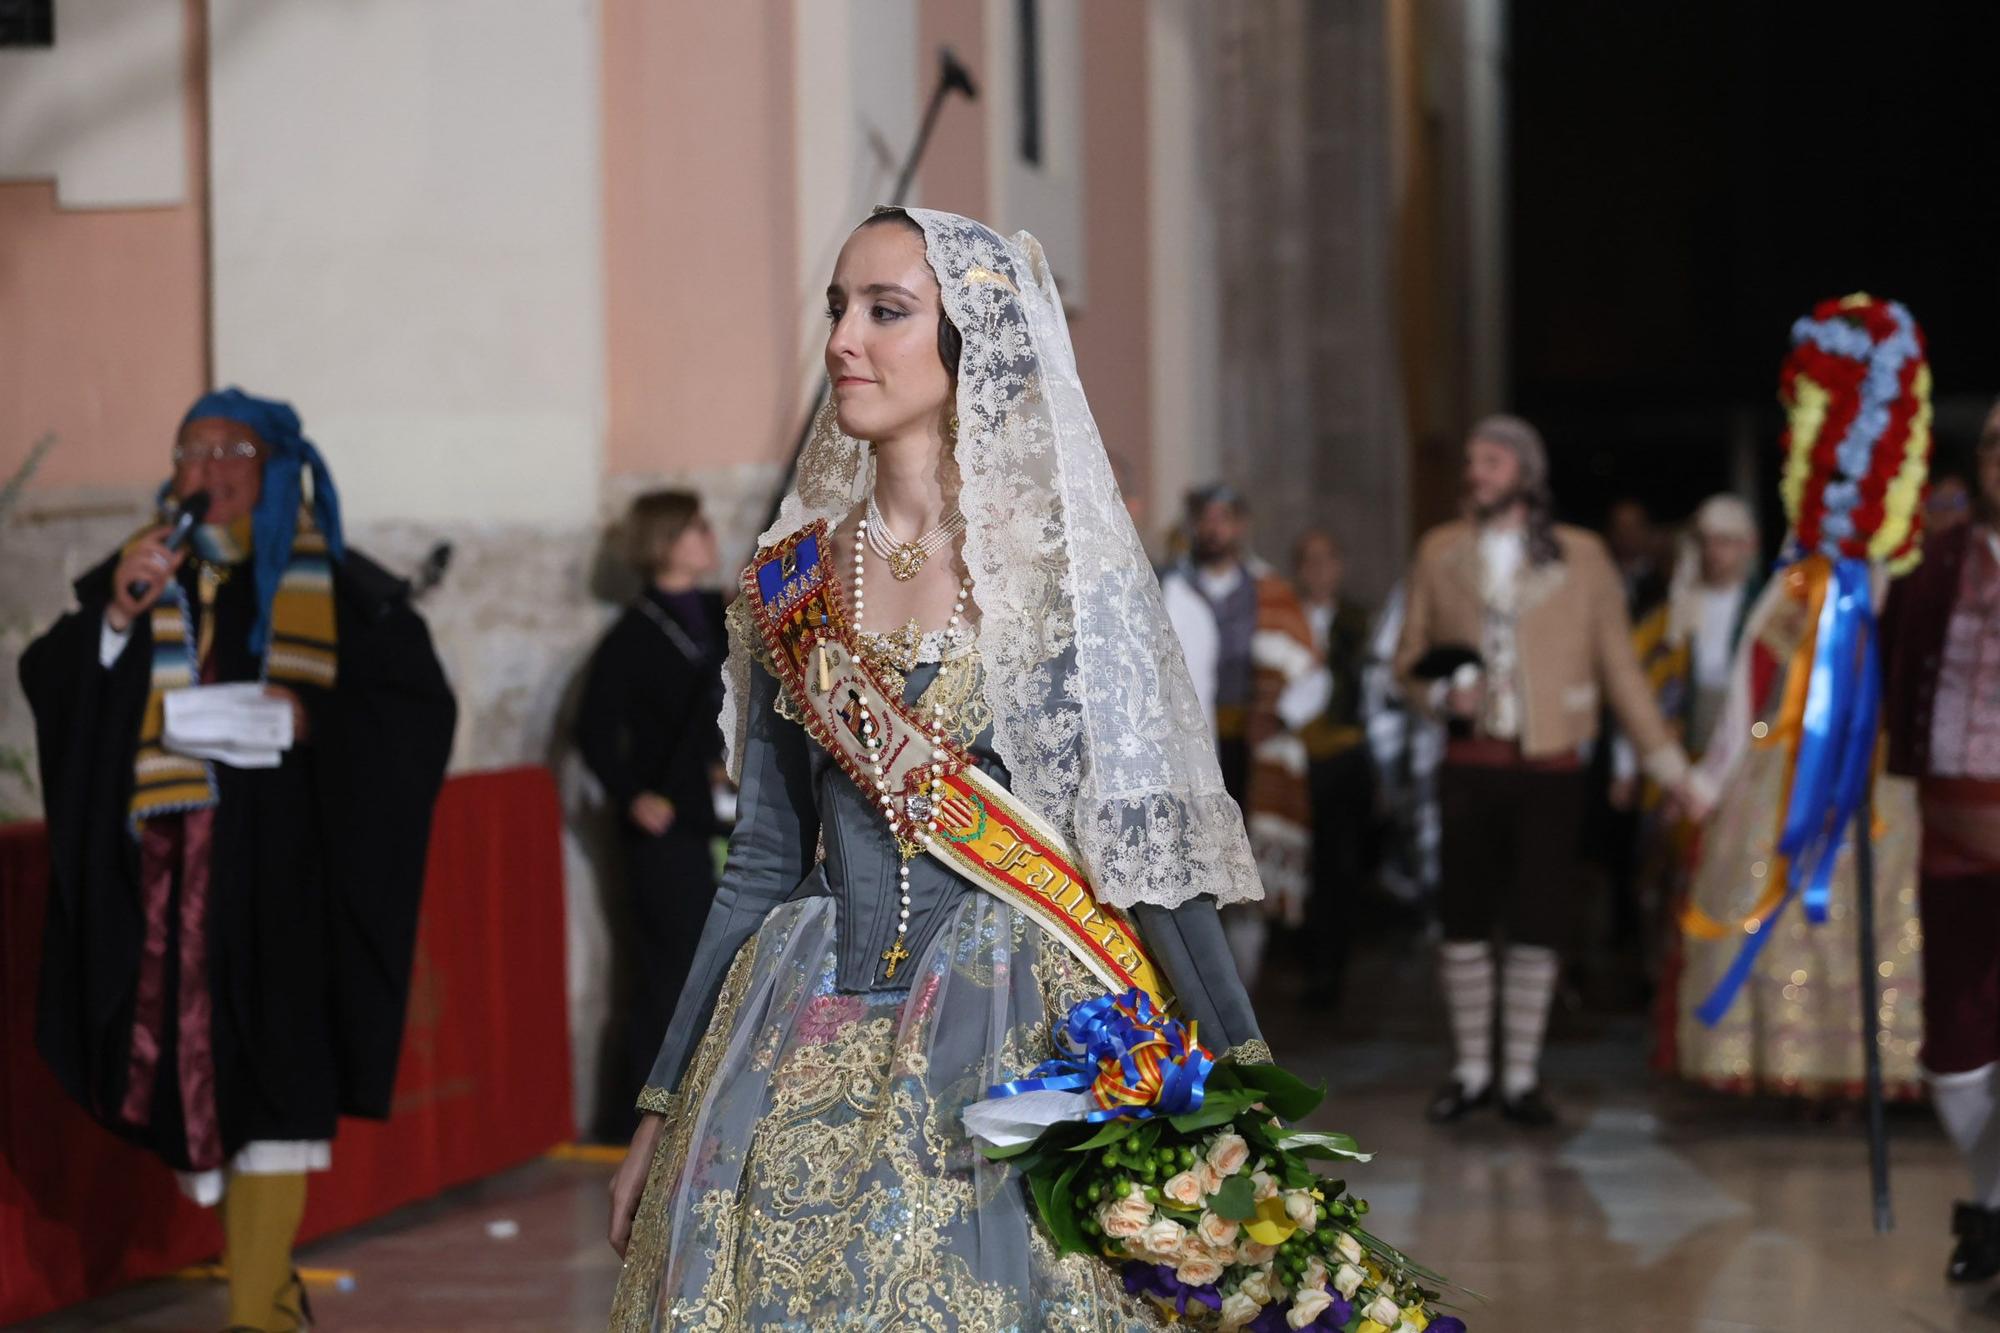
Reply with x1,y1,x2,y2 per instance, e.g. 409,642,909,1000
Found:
611,894,1174,1332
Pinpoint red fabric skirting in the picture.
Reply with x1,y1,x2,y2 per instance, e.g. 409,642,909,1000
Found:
0,766,574,1325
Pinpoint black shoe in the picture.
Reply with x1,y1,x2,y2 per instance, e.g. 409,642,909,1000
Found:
1949,1202,2000,1283
1500,1086,1560,1128
1426,1081,1493,1124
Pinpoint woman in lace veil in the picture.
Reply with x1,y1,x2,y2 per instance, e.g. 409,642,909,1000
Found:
606,208,1265,1331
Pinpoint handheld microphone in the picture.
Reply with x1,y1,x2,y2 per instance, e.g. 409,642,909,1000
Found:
412,540,453,598
126,490,211,601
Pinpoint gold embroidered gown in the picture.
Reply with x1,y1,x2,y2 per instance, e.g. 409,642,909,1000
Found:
1674,574,1925,1099
611,618,1267,1331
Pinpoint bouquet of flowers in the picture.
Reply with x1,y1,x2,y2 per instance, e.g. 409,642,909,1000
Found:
964,991,1468,1332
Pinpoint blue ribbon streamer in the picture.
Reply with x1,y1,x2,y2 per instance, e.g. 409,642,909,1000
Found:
1698,557,1880,1027
985,989,1213,1122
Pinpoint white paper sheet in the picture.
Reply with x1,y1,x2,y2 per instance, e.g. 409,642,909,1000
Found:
163,682,294,769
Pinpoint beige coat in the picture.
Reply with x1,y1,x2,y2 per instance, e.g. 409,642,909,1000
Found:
1395,518,1689,787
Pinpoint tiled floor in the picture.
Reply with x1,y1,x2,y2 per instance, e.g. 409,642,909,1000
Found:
28,943,1999,1332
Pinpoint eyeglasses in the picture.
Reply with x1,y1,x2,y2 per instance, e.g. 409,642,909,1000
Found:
172,441,264,466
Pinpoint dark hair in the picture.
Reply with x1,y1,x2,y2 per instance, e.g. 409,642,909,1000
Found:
624,489,703,577
1185,482,1247,521
860,209,963,379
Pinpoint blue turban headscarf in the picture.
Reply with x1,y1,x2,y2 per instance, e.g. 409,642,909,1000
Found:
177,387,345,659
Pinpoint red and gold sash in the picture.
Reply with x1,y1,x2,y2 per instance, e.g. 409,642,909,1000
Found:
742,521,1170,1006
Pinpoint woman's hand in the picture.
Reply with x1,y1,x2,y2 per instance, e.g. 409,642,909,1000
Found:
629,792,676,837
609,1111,666,1257
107,527,185,632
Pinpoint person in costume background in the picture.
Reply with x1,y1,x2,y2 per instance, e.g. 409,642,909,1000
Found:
1884,398,2000,1282
1158,485,1329,987
575,489,728,1141
605,209,1268,1332
1614,495,1765,1003
1292,528,1377,1010
1397,413,1694,1128
1672,295,1929,1109
20,389,455,1333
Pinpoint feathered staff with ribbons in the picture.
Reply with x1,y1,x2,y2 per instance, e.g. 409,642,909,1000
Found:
1696,293,1932,1230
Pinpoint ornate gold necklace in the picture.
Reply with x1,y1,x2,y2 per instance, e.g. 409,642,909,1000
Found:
864,494,966,581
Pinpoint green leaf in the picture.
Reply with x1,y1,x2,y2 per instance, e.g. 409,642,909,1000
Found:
1272,1131,1373,1164
1067,1119,1138,1152
1272,1128,1365,1156
1042,1157,1094,1254
1208,1173,1257,1221
1231,1064,1325,1121
1165,1090,1257,1133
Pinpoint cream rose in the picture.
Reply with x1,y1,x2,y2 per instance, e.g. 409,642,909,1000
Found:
1196,1162,1225,1195
1138,1218,1188,1262
1287,1288,1335,1329
1206,1132,1252,1176
1238,1269,1275,1305
1332,1263,1366,1300
1334,1232,1365,1266
1219,1292,1262,1331
1301,1257,1328,1292
1175,1253,1226,1287
1251,1170,1280,1201
1099,1186,1153,1239
1364,1294,1404,1326
1197,1211,1242,1249
1282,1190,1319,1232
1162,1169,1206,1208
1239,1240,1279,1266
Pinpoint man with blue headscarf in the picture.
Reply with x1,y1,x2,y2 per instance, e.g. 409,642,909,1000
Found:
20,388,455,1332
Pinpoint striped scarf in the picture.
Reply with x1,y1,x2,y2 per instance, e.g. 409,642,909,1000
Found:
128,509,338,827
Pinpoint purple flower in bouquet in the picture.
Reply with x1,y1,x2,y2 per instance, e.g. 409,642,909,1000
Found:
1121,1261,1221,1317
1430,1319,1467,1333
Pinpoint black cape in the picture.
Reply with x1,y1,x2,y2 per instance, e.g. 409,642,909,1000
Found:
20,547,455,1170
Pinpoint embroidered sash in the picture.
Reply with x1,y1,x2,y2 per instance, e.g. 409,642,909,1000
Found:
743,521,1171,1007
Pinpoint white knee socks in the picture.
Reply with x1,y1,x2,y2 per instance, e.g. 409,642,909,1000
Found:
1440,940,1494,1096
1501,944,1559,1099
1931,1063,2000,1207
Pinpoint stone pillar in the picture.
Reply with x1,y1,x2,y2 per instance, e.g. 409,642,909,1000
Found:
1207,0,1410,605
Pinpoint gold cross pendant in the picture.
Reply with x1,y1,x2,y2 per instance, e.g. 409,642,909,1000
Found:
880,934,911,981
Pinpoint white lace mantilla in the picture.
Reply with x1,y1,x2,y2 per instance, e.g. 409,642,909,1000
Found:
722,208,1261,912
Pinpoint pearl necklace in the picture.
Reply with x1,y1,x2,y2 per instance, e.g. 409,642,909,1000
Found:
851,511,972,980
865,493,967,581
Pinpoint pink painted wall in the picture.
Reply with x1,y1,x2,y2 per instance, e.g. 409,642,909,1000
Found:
602,0,798,476
0,0,208,494
917,0,990,220
1072,0,1153,504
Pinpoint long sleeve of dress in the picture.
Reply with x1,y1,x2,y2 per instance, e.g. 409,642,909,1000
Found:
1130,900,1267,1060
639,662,818,1110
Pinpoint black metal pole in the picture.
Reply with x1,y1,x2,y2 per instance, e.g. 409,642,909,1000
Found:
1855,788,1894,1233
762,47,978,533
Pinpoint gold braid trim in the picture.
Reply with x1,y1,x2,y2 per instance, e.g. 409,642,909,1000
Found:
609,929,764,1332
635,1085,679,1117
1226,1039,1276,1066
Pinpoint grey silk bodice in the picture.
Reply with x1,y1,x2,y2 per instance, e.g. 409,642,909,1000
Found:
644,658,1264,1100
